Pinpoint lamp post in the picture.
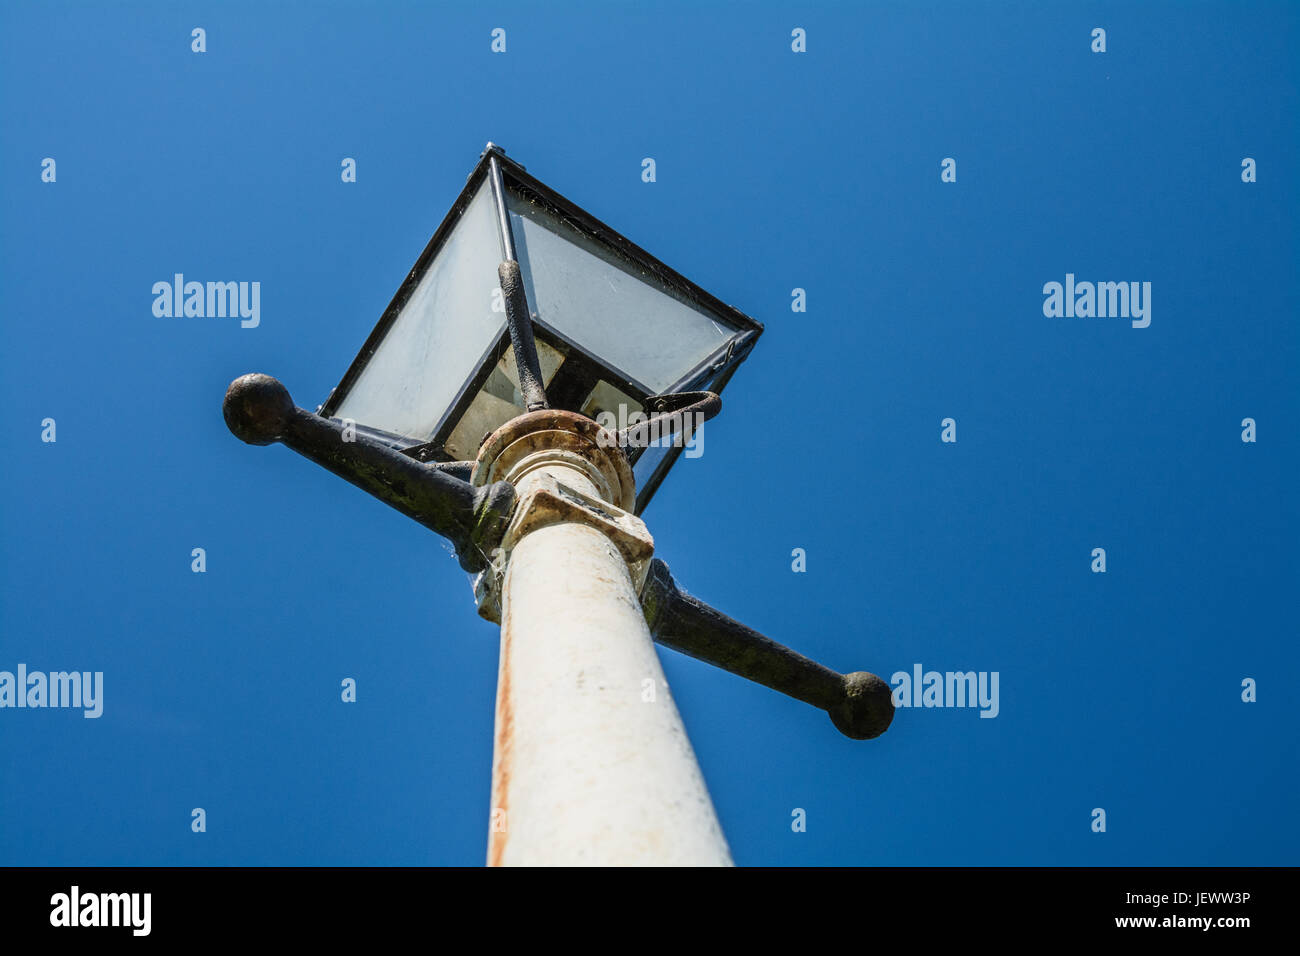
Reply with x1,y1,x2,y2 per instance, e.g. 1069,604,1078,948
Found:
223,144,894,866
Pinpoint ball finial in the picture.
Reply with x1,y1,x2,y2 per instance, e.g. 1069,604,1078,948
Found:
830,671,895,740
223,373,294,445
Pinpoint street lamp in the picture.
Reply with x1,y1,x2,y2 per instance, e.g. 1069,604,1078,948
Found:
318,144,760,514
223,143,894,866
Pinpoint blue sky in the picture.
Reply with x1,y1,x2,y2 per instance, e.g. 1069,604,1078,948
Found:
1,0,1296,866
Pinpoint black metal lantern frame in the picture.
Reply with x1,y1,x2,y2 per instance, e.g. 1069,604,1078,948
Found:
317,144,763,514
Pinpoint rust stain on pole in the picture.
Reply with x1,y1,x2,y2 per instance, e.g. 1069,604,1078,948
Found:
487,612,515,868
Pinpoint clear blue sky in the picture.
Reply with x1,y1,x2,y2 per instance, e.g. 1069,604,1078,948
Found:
1,0,1296,866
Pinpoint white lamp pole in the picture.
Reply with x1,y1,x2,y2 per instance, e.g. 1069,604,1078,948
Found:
472,410,731,866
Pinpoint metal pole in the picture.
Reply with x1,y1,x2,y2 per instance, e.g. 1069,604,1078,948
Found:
487,152,548,412
472,411,732,866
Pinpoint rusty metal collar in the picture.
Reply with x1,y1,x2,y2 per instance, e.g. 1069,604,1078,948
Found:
471,409,635,512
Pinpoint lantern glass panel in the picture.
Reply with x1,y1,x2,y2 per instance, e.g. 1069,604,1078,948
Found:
506,188,739,394
332,180,504,442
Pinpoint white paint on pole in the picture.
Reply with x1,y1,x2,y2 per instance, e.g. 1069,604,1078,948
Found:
475,411,732,866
